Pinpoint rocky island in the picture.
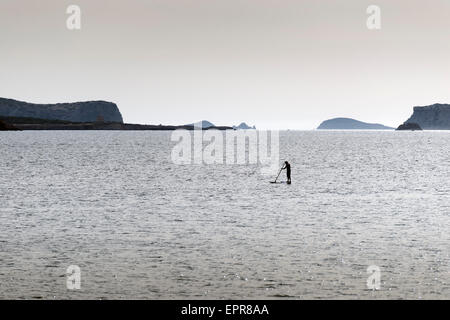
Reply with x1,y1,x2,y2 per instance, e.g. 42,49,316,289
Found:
400,104,450,130
317,118,393,130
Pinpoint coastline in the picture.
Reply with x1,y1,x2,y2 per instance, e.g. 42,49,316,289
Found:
0,116,234,131
11,123,234,130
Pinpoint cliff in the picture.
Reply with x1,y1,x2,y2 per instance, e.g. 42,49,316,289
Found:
0,97,123,123
402,104,450,129
317,118,393,130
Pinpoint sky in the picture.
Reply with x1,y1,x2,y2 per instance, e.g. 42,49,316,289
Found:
1,0,450,129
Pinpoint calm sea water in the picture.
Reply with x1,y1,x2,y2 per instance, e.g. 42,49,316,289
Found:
0,130,449,299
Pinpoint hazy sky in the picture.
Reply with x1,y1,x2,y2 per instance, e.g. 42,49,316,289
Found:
1,0,450,129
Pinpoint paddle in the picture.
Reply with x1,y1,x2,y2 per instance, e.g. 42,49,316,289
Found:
270,167,283,183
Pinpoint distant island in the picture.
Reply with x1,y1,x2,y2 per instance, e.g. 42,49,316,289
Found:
233,122,256,130
317,118,393,130
399,104,450,130
186,120,216,128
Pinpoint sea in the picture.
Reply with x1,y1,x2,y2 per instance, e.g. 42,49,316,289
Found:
0,130,449,299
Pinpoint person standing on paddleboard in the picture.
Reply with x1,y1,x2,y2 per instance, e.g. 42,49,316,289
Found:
281,161,291,184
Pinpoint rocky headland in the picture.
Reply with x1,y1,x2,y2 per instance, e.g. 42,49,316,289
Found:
396,122,422,131
400,104,450,130
0,98,123,123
